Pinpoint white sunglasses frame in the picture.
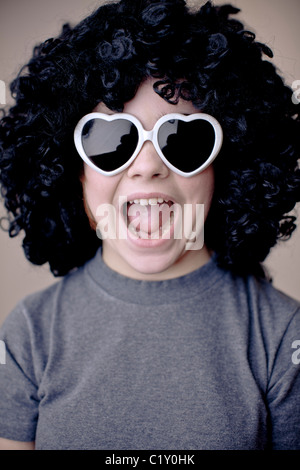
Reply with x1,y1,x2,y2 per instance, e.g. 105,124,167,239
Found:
74,112,223,177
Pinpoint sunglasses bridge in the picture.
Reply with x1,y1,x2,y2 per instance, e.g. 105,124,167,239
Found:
138,127,157,147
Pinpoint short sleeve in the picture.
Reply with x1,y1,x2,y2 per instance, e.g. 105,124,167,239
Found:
267,308,300,449
0,304,39,442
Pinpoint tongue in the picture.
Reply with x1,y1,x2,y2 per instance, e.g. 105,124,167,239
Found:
127,203,171,235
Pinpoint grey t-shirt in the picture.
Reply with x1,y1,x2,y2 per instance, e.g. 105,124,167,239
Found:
0,250,299,450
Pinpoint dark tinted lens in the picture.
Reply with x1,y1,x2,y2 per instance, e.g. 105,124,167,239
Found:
82,118,138,172
158,119,215,172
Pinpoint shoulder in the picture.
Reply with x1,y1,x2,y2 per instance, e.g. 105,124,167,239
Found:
213,258,300,324
0,264,90,384
217,258,300,320
245,274,300,324
215,265,300,355
215,269,300,395
238,273,300,368
0,262,88,342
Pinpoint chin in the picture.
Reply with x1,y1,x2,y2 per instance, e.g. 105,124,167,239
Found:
123,249,186,279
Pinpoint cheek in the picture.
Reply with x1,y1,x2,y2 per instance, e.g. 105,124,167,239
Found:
202,167,215,215
80,165,115,228
184,166,215,212
80,171,98,230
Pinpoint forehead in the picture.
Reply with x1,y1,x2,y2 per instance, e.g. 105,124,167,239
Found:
94,78,199,122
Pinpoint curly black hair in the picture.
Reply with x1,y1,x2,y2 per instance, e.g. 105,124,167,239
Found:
0,0,299,277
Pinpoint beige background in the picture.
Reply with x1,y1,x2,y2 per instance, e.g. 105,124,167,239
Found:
0,0,299,326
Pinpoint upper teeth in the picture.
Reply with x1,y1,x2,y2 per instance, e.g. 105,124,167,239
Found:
128,197,170,206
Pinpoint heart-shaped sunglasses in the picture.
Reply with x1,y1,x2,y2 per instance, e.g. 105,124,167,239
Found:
74,112,223,177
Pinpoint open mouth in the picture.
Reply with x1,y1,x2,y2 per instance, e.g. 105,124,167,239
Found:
124,197,176,239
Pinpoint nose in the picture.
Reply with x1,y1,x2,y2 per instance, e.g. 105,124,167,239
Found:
126,141,170,179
